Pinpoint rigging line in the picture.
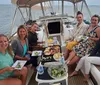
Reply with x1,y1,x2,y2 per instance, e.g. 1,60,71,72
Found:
76,3,78,12
81,1,84,12
58,1,60,13
43,2,49,16
17,0,31,21
49,1,54,13
8,7,18,37
24,0,32,20
18,7,27,23
46,1,51,13
83,0,91,17
25,8,28,17
47,1,53,14
44,2,47,14
44,2,48,11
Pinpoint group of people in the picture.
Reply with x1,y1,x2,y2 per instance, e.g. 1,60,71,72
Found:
11,23,38,67
1,11,100,84
64,11,100,82
0,22,39,85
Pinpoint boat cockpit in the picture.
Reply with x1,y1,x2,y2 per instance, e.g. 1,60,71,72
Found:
6,0,100,85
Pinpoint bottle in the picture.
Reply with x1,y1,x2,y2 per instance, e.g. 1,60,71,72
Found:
37,62,44,75
60,56,65,64
53,37,58,45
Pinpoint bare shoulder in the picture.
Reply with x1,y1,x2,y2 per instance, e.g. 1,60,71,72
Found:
96,26,100,31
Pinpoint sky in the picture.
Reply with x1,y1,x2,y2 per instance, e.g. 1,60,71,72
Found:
0,0,100,5
0,0,11,4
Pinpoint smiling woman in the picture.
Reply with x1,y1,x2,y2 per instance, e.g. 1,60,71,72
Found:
0,34,27,85
11,25,38,67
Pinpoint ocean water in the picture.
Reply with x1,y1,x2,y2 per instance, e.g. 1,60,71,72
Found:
0,4,15,35
0,4,100,36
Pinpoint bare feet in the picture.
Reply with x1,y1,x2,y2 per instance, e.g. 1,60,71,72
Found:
69,71,78,77
83,74,89,82
83,78,88,82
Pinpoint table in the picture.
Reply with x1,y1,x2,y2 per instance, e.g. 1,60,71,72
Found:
35,45,68,85
35,64,68,85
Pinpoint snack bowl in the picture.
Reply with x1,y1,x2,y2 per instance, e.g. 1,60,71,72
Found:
48,65,66,79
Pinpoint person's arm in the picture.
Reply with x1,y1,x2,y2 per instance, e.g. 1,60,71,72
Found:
14,55,29,60
0,67,14,74
89,37,99,41
27,51,32,54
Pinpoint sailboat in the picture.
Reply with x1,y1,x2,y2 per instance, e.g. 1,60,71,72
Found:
10,0,100,85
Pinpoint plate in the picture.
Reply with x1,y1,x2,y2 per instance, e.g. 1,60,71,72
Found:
53,53,62,61
48,65,66,79
32,51,42,56
12,60,27,70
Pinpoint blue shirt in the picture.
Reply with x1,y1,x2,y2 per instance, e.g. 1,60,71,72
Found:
23,44,28,56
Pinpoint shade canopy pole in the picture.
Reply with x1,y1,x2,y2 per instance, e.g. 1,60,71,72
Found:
62,0,64,16
9,7,18,37
40,2,45,17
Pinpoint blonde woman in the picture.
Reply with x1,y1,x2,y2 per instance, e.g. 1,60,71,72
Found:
0,34,27,85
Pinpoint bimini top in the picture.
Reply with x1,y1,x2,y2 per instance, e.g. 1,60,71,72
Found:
11,0,84,7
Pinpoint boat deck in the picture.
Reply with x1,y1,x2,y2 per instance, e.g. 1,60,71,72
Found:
68,66,88,85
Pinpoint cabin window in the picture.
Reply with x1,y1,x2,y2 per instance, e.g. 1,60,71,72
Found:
48,21,60,34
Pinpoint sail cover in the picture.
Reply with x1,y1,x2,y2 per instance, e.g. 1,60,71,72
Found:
11,0,83,7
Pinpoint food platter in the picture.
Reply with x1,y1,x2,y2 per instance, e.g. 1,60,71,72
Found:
53,53,62,61
48,65,66,79
44,45,61,56
32,50,42,56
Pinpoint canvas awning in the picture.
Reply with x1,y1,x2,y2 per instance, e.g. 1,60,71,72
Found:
11,0,83,7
